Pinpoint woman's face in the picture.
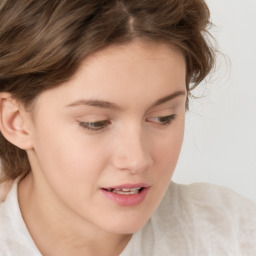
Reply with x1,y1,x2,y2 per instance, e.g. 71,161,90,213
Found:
26,41,186,234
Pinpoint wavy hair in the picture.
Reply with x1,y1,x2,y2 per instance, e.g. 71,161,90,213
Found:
0,0,215,181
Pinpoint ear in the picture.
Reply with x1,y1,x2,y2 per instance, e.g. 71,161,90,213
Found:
0,93,33,150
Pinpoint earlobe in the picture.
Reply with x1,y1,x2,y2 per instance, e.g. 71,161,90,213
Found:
0,93,33,150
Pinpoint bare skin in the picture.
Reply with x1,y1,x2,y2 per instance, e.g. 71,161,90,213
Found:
12,41,186,256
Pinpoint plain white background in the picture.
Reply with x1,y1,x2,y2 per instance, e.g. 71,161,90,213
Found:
173,0,256,203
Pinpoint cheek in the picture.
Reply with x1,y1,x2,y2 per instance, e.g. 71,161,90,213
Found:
32,121,110,184
140,125,185,218
153,123,185,170
31,127,111,211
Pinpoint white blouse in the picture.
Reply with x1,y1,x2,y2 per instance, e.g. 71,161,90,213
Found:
1,180,256,256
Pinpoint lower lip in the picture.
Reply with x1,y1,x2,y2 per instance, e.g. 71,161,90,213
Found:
100,187,150,207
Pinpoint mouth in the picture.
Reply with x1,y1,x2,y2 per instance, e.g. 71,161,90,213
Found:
100,184,150,206
103,187,144,195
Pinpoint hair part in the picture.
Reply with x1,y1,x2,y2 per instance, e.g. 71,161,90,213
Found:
0,0,215,181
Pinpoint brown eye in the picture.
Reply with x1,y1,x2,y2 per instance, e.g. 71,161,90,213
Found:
79,120,111,131
148,114,176,126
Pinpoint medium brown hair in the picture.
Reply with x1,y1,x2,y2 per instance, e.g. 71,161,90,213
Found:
0,0,215,181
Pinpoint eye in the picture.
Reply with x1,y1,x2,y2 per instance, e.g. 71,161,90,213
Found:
147,114,176,126
78,120,111,131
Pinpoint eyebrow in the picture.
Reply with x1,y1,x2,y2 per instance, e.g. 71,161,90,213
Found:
66,90,186,110
152,90,186,107
67,98,122,110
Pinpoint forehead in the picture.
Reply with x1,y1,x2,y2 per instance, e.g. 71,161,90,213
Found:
32,41,186,112
80,40,185,77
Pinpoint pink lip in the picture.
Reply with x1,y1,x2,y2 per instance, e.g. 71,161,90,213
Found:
101,183,150,207
103,183,150,190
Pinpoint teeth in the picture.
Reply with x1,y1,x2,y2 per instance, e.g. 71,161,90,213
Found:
113,189,139,195
122,187,141,192
106,187,142,195
121,188,131,192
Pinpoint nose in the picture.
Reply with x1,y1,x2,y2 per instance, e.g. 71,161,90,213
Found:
111,127,153,173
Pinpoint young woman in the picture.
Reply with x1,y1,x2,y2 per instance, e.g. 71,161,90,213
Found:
0,0,255,255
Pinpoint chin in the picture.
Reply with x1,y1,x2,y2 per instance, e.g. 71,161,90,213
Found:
101,213,152,235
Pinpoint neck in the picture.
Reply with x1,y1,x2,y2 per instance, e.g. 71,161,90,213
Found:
18,174,132,256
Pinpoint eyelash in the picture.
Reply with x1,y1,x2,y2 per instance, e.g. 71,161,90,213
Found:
78,120,111,131
78,114,176,132
150,114,177,126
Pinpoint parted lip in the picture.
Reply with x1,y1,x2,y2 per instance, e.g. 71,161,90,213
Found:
102,183,150,190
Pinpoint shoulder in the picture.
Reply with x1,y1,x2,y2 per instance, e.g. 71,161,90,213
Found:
172,182,256,220
156,181,256,220
0,180,20,253
138,182,256,255
155,181,256,232
0,179,41,256
172,181,256,208
0,179,13,202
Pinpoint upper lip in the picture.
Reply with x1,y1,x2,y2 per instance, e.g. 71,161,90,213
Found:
102,183,150,190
